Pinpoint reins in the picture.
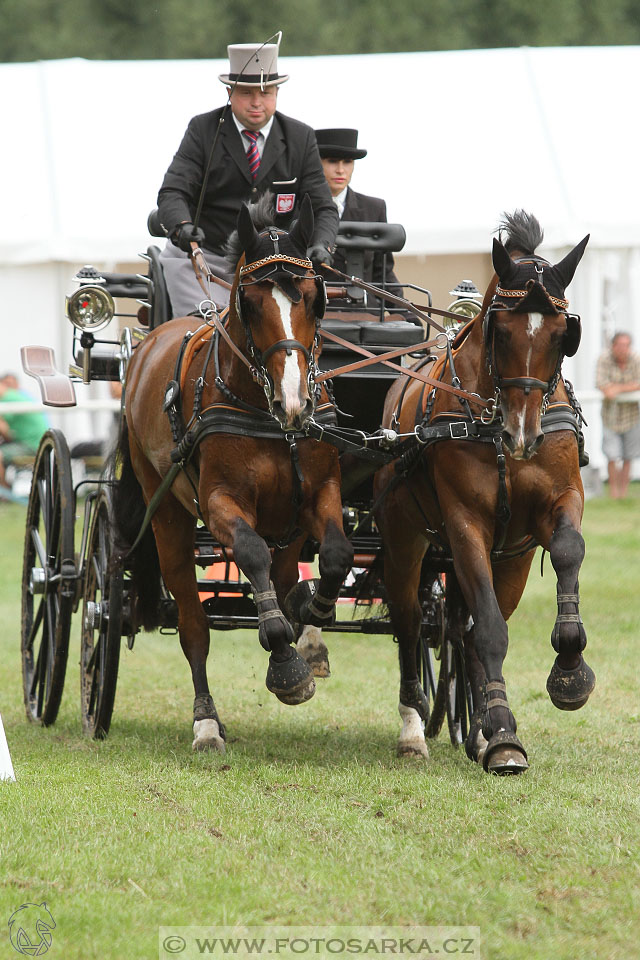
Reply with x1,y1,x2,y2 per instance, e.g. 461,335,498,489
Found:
321,263,475,329
317,327,491,407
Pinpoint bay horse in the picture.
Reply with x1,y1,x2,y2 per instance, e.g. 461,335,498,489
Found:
112,195,353,751
374,210,594,773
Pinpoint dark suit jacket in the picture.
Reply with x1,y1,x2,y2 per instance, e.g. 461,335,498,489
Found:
333,188,402,290
157,107,338,256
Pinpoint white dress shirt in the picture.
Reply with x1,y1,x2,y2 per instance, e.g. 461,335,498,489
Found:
232,113,275,158
332,186,348,219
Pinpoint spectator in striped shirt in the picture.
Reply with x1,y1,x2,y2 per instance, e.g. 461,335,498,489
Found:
596,332,640,498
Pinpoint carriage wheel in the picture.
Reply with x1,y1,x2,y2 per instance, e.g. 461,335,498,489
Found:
420,574,474,745
442,637,474,747
21,430,76,726
80,487,122,739
417,575,447,739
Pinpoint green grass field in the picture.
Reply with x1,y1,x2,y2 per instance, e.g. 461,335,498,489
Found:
0,488,639,960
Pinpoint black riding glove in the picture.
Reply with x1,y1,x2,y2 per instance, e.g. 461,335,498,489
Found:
307,243,333,272
172,222,205,253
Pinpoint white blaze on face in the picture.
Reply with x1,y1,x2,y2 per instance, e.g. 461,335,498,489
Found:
271,286,305,412
525,312,544,374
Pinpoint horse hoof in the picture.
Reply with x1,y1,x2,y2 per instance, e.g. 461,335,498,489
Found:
397,739,429,759
296,625,331,678
482,730,528,775
546,655,596,711
284,579,336,628
266,648,316,705
192,718,226,753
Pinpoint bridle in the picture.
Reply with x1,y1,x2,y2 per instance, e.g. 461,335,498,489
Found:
222,227,326,414
482,256,576,419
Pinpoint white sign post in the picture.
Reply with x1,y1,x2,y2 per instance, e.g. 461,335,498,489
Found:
0,714,16,781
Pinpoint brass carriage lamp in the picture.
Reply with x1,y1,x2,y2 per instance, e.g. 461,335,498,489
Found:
66,269,115,333
446,280,483,327
66,267,116,383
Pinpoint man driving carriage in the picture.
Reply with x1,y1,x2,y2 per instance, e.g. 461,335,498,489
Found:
157,39,338,318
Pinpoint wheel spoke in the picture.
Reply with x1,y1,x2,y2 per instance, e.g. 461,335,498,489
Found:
24,597,45,653
88,650,100,718
30,525,47,570
30,641,43,699
86,635,99,674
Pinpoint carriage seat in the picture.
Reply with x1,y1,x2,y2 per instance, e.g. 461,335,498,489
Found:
318,318,425,379
336,221,406,254
74,265,149,301
330,221,407,310
147,209,167,239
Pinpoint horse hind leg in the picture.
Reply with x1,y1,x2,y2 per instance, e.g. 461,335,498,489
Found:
284,518,354,679
546,516,596,711
389,558,431,759
126,434,225,752
296,624,331,678
268,538,332,679
151,507,225,753
285,520,354,631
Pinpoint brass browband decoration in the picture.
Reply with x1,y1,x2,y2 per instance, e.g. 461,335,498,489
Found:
239,255,314,277
494,286,569,310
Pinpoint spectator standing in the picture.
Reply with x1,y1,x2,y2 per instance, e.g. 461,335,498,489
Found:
595,332,640,498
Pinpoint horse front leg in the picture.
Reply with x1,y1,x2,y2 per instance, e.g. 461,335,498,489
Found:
232,517,316,706
542,505,596,711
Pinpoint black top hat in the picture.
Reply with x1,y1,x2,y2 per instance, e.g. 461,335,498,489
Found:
314,129,367,160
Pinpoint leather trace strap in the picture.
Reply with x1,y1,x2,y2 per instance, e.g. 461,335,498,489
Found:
319,327,490,407
316,334,441,381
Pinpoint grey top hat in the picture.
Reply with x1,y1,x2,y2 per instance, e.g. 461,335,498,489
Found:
219,43,289,88
314,129,367,160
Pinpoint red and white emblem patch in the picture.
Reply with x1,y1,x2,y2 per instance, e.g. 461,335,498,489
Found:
276,193,295,214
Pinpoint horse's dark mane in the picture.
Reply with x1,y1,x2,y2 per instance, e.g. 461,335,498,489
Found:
225,192,277,267
498,210,544,256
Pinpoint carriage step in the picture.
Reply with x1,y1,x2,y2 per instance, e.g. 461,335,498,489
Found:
21,345,77,407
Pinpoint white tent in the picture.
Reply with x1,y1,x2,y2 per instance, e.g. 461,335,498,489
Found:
2,47,639,464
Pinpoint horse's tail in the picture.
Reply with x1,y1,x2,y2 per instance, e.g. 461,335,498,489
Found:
109,418,164,632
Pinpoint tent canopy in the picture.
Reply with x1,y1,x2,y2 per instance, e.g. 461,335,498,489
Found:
3,46,639,264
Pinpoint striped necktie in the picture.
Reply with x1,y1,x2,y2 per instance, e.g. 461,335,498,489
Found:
243,130,260,180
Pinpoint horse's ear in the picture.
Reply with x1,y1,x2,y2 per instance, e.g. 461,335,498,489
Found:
237,202,259,254
492,237,516,283
552,235,590,290
289,194,315,253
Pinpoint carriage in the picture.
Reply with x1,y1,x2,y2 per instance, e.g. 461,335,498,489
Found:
19,204,594,774
20,215,471,740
